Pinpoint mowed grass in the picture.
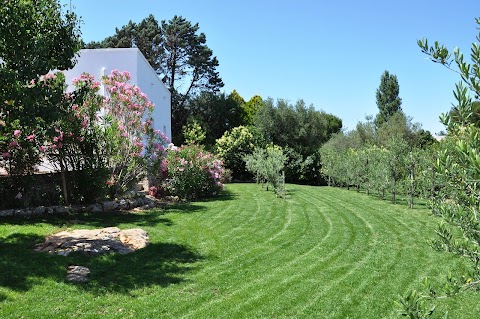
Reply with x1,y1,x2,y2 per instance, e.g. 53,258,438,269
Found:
1,184,479,318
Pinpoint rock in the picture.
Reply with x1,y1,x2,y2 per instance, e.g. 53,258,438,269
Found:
87,203,103,213
66,265,90,283
0,209,14,217
119,229,149,251
71,205,87,213
118,199,128,210
33,206,46,215
53,206,70,214
35,227,149,256
102,201,118,212
15,209,31,217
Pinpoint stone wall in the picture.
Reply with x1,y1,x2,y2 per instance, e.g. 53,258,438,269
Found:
0,195,155,218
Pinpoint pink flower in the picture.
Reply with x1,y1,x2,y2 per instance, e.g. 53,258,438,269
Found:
26,134,35,142
39,146,47,152
9,141,18,148
13,130,20,137
2,152,11,158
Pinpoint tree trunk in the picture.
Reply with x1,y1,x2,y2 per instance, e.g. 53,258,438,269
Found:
392,176,396,204
59,158,69,206
409,167,414,209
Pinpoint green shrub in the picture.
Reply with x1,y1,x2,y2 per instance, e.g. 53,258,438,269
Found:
215,126,255,181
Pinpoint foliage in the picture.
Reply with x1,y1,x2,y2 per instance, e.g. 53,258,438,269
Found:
181,91,244,146
242,95,265,126
244,145,286,196
159,144,225,200
0,0,81,177
418,16,480,290
215,126,255,180
254,98,342,184
320,130,434,206
374,70,402,127
255,98,342,156
46,73,108,203
183,120,206,145
395,289,437,319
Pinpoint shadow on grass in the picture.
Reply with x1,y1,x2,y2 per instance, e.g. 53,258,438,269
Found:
0,208,175,229
0,233,203,296
0,233,67,292
0,189,237,227
74,242,203,294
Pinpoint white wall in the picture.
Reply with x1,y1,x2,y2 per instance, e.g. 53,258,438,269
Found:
63,48,172,141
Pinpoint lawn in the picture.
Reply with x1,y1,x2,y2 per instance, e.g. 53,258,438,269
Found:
0,184,479,318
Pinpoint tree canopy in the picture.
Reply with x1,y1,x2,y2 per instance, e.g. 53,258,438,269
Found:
374,70,402,127
86,14,224,142
0,0,81,174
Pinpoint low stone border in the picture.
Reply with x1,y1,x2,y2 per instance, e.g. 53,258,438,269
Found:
0,196,157,218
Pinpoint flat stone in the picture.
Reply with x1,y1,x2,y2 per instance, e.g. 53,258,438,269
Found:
35,227,149,256
66,265,90,283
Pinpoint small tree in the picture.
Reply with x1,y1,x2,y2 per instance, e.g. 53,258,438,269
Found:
244,145,286,197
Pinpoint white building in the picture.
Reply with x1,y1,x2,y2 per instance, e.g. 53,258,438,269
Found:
63,48,171,141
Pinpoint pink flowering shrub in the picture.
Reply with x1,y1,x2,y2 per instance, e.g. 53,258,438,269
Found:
43,72,109,203
1,69,168,207
102,70,169,196
158,143,225,200
1,72,65,177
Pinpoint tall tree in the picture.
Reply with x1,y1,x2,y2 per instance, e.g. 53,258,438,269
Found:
183,90,244,146
85,16,161,71
374,70,402,127
86,15,224,142
242,95,265,126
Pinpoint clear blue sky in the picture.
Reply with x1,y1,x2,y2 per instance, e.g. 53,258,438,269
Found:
62,0,480,135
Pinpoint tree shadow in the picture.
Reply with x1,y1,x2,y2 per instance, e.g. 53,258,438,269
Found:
72,242,203,294
0,233,203,297
0,233,67,292
0,208,175,229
